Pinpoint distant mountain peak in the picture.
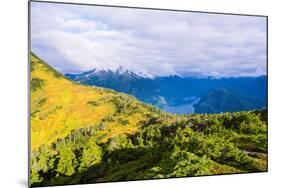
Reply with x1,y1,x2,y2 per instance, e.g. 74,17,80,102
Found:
116,66,127,74
114,66,156,78
66,66,156,79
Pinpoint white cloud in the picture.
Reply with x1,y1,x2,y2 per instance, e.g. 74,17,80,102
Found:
31,2,267,77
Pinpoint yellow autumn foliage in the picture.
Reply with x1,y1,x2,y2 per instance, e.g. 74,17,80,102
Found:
30,53,154,150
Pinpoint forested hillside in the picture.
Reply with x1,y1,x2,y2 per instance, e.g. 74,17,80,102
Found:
194,88,266,114
30,53,267,187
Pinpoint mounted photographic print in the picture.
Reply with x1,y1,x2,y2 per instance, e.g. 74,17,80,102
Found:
29,0,268,187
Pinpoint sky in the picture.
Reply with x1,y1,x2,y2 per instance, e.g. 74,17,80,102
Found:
31,2,267,78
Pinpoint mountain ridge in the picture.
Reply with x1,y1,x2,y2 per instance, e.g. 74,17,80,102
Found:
30,52,170,150
66,67,267,80
65,68,267,114
194,88,266,114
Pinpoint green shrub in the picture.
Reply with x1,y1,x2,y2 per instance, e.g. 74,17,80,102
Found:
31,78,45,92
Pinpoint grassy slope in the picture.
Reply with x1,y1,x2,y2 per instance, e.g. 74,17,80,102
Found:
31,53,177,151
30,53,267,187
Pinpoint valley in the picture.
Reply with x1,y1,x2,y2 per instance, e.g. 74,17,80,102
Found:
66,68,267,114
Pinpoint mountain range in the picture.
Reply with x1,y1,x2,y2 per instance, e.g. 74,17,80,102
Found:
30,52,267,186
65,68,267,114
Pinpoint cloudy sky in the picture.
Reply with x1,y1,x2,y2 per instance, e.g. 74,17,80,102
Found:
31,2,267,78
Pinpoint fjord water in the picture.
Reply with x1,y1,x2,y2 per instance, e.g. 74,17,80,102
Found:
162,97,200,114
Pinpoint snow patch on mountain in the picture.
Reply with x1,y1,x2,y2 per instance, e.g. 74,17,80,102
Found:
68,66,155,79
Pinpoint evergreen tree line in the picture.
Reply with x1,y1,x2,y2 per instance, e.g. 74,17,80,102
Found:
30,109,267,186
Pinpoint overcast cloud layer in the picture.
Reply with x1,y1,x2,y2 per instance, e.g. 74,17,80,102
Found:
31,2,267,78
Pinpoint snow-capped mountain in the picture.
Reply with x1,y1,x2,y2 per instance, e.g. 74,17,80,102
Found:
65,66,154,81
65,68,267,114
